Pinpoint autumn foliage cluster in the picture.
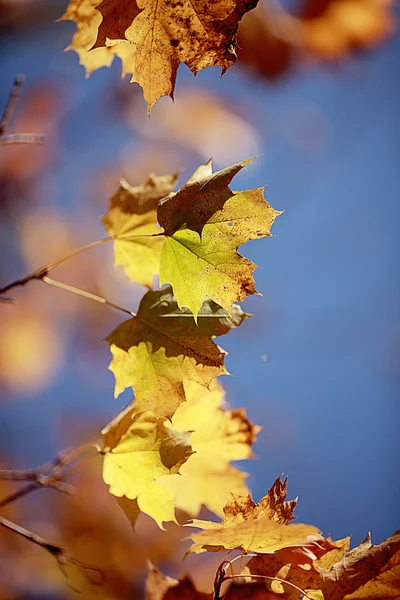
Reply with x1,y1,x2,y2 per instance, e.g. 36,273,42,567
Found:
0,0,399,599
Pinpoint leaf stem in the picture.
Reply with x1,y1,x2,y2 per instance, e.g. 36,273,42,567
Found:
42,275,135,317
43,236,114,271
0,515,64,553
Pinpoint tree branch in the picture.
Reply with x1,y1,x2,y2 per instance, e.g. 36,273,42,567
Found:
0,442,100,507
0,443,104,589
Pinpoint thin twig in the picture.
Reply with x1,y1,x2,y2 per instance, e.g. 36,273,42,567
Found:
0,443,100,508
0,456,57,482
43,276,135,317
0,443,100,482
0,269,46,296
42,232,163,273
43,236,115,272
0,515,65,554
0,232,163,297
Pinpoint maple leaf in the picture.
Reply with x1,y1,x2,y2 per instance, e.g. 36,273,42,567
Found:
243,530,400,600
102,172,178,288
187,476,321,555
102,381,258,528
101,406,193,528
319,529,400,600
59,0,118,75
217,475,298,525
158,380,259,517
158,158,282,318
157,159,247,237
106,286,248,418
61,0,260,111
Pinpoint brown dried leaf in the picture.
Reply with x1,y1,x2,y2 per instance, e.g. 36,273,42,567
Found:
320,529,400,600
62,0,260,111
243,530,400,600
187,477,321,555
219,475,298,526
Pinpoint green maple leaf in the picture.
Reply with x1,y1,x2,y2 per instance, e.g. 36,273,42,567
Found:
158,158,282,318
106,286,248,418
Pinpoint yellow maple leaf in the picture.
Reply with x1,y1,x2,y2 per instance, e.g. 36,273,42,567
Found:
187,476,320,554
61,0,260,111
189,519,321,556
102,380,259,529
158,380,260,517
158,158,282,318
102,173,177,288
59,0,118,75
106,286,248,418
101,406,193,528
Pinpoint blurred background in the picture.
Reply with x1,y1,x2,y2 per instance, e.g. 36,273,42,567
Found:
0,0,399,597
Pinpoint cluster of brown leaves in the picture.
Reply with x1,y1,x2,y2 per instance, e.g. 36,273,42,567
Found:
146,476,400,599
